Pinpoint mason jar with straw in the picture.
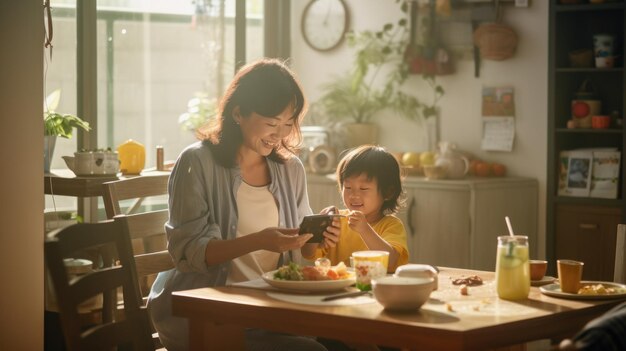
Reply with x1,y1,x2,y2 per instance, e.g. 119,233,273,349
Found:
495,217,530,300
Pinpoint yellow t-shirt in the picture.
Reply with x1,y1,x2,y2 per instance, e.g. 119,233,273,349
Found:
303,209,409,272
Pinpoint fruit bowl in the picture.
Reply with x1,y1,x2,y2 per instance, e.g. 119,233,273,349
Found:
402,165,422,177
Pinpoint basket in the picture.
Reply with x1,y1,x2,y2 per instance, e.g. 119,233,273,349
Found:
473,23,518,61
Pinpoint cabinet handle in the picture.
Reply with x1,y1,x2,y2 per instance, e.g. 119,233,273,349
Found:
578,223,598,230
407,196,415,237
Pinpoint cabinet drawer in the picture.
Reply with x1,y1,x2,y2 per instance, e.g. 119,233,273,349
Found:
555,205,619,281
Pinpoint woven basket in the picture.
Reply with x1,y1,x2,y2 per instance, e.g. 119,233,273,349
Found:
473,23,518,61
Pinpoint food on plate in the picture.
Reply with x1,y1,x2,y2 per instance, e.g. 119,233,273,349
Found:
577,283,626,295
273,261,349,281
452,275,483,286
273,262,304,281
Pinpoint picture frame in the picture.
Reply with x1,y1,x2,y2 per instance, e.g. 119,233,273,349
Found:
590,150,621,199
565,151,593,197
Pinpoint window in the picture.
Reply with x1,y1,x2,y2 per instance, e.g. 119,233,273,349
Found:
45,0,264,216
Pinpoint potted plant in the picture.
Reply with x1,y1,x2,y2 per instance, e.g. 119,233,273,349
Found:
178,92,217,136
44,90,91,172
316,0,444,147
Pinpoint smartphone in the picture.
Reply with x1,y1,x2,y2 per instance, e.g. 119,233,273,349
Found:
298,214,343,243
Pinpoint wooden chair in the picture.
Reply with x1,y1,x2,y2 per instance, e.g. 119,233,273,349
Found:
103,176,173,349
615,224,626,284
102,175,173,297
45,218,155,351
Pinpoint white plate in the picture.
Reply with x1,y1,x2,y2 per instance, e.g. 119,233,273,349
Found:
262,270,355,293
531,276,556,287
540,281,626,300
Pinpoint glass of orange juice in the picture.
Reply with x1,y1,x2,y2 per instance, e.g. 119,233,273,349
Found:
495,235,530,300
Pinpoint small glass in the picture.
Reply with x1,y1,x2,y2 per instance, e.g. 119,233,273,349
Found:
352,250,389,291
495,235,530,300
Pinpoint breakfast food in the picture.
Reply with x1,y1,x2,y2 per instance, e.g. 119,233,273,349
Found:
460,284,469,296
452,275,483,286
273,261,349,281
577,284,626,295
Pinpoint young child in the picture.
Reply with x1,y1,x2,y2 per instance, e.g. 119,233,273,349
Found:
302,144,409,272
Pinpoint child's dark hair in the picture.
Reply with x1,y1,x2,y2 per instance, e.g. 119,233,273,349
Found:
336,145,404,215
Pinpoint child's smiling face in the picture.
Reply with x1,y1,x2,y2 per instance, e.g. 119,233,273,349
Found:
341,173,384,223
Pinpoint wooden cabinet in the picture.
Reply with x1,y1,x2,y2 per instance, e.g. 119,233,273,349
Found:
307,175,539,271
401,177,538,271
547,1,625,279
555,204,620,281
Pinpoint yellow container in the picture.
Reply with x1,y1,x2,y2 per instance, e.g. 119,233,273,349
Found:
117,139,145,175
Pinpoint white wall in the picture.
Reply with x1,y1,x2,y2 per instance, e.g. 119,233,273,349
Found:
0,0,44,349
291,0,548,258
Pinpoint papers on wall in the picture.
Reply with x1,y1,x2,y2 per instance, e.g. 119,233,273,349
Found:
481,87,515,152
481,117,515,151
558,148,621,199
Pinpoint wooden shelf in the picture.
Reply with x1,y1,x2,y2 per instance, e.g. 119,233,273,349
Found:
547,0,625,280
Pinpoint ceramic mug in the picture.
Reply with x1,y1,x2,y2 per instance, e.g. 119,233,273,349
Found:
593,34,614,68
592,115,611,129
557,259,584,294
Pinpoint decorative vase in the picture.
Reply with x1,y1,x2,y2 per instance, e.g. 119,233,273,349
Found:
117,139,145,175
44,135,57,173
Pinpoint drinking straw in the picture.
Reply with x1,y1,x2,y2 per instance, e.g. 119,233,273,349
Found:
505,216,515,236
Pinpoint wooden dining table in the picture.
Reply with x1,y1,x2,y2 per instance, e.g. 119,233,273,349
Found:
44,169,170,221
172,267,626,351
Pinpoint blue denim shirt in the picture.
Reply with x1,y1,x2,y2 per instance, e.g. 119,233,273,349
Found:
148,141,312,351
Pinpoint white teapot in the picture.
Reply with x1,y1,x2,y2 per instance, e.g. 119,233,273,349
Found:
62,150,119,176
434,142,469,179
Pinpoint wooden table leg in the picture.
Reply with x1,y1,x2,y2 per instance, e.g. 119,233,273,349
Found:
188,318,245,351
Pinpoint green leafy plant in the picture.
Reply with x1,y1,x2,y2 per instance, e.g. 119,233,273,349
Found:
178,92,217,132
44,90,90,138
44,113,91,138
317,1,443,124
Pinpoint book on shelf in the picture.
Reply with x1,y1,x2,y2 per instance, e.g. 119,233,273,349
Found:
558,148,620,199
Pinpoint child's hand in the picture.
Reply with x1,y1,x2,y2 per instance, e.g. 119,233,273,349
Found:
347,210,369,234
321,215,341,249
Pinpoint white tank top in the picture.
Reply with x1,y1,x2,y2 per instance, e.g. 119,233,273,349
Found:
226,181,280,284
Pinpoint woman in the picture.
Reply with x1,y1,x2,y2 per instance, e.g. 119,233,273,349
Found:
148,58,326,351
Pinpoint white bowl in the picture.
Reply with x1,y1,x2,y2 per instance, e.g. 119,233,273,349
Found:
394,264,439,290
372,276,434,311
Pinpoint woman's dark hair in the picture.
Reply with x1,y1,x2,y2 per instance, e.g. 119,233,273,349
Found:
336,145,404,215
197,58,307,167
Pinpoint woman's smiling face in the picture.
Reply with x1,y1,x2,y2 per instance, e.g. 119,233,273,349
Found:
341,173,384,223
236,104,295,157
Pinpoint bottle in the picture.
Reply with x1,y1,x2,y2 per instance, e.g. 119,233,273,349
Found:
117,139,145,175
156,145,164,171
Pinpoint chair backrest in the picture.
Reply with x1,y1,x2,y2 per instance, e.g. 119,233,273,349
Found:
102,175,173,298
103,174,169,217
45,218,155,351
615,224,626,283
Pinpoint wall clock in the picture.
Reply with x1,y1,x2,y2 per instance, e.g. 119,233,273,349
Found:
301,0,349,52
